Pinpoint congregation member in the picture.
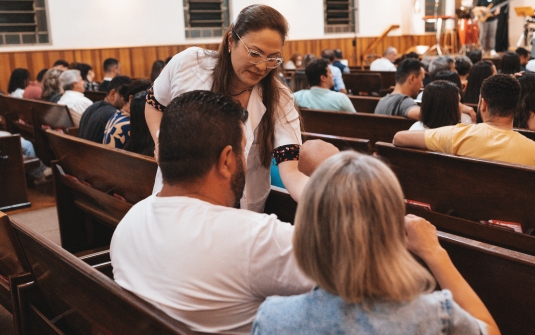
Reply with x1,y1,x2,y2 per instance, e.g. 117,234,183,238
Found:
374,58,423,120
428,55,455,79
57,69,93,126
78,76,132,143
70,62,99,91
7,68,30,98
111,90,318,335
393,74,535,166
252,152,500,335
455,55,473,91
103,79,151,149
150,60,165,83
284,53,302,70
40,68,64,103
499,51,521,75
98,58,120,92
516,47,530,71
293,59,355,113
370,46,397,71
463,61,496,104
332,49,350,74
467,50,482,65
321,48,347,93
514,73,535,130
22,68,47,100
52,59,69,71
123,91,154,156
146,5,323,212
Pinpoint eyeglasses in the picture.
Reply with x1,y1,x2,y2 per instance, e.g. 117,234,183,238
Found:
235,32,284,69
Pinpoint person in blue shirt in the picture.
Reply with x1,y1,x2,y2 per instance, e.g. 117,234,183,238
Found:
252,151,500,335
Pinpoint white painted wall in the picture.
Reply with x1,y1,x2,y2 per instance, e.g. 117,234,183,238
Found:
508,0,535,50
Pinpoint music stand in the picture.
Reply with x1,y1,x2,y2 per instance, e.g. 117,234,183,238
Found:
514,7,534,17
515,7,535,48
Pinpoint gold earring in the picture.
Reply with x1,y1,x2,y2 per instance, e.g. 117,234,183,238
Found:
228,49,231,53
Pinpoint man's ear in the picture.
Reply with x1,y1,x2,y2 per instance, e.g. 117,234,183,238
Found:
217,145,234,180
479,96,487,113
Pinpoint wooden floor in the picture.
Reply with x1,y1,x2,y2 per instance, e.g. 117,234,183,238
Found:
1,181,59,334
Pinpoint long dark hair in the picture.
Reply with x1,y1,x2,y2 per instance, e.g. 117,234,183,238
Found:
124,91,155,157
464,61,495,104
500,51,521,75
210,4,289,168
8,68,30,93
420,80,460,129
514,73,535,129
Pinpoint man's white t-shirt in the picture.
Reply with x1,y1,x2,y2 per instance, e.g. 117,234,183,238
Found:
110,195,313,335
370,58,397,72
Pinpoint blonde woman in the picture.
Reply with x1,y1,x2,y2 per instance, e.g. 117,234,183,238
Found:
252,152,500,335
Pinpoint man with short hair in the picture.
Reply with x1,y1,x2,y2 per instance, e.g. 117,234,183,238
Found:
516,47,530,71
110,90,313,334
321,48,347,93
78,76,132,143
370,46,398,71
98,58,120,92
393,74,535,166
293,59,355,113
332,49,350,74
428,55,456,80
455,55,473,90
374,58,423,120
57,69,93,126
53,59,69,71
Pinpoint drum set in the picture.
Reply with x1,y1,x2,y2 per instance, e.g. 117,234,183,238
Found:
456,7,481,54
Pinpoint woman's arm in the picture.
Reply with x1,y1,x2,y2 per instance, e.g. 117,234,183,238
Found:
278,160,308,202
405,215,500,335
145,102,163,145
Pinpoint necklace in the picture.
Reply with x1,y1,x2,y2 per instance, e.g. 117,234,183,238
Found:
229,86,253,96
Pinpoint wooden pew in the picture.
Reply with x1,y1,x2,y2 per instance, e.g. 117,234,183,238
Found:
0,135,31,211
517,128,535,141
84,91,107,102
46,130,157,253
349,69,396,90
10,217,195,335
348,95,381,113
375,142,535,232
302,132,372,154
263,188,535,335
0,96,74,166
342,73,382,96
0,212,31,334
300,109,414,149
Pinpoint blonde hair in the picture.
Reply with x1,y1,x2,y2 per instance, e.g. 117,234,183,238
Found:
41,68,64,101
294,151,435,304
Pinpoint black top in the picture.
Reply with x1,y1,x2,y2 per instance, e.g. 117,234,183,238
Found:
98,79,111,92
78,100,117,143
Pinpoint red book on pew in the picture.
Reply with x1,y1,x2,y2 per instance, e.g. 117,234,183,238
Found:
404,199,432,211
480,220,524,234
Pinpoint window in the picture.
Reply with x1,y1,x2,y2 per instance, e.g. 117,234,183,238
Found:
324,0,355,34
184,0,229,39
424,0,445,33
0,0,49,45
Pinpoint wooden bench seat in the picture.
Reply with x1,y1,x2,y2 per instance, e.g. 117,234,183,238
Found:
263,188,535,335
46,130,157,253
300,109,413,149
302,132,372,154
10,215,195,335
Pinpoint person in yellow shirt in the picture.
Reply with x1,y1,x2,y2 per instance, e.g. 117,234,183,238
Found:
393,74,535,167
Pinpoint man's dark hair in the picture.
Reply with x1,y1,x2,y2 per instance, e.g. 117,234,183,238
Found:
395,58,422,84
36,68,48,82
107,76,132,95
433,70,462,93
500,51,521,75
481,74,520,117
333,49,343,59
516,47,529,58
464,61,495,104
405,52,419,59
69,62,93,81
124,79,152,100
321,49,335,62
467,50,482,65
53,59,69,68
454,55,472,76
305,59,329,87
103,58,119,72
159,90,249,184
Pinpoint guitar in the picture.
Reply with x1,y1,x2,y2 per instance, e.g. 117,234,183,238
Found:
472,0,511,23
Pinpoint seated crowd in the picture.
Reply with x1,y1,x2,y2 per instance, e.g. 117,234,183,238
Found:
3,15,535,333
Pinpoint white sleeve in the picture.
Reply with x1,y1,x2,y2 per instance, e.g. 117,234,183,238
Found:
273,85,302,148
248,215,313,298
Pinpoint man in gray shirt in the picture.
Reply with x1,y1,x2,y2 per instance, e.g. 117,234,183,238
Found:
374,58,424,120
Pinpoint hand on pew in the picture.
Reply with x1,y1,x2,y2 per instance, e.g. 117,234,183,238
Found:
298,140,339,177
404,214,501,335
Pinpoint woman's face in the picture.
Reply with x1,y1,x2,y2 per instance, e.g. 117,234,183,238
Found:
229,28,283,89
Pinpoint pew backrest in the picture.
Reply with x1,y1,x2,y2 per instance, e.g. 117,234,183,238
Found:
0,135,30,211
375,142,535,231
349,70,396,89
302,132,372,154
348,95,381,113
11,217,195,335
300,109,414,148
342,73,382,96
84,91,107,103
46,130,157,252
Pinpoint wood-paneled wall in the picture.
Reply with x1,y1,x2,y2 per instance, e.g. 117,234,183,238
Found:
0,34,436,92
